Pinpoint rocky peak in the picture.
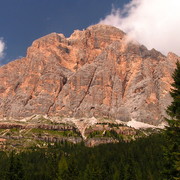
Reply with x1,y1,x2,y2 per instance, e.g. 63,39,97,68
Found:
167,52,180,61
0,25,178,125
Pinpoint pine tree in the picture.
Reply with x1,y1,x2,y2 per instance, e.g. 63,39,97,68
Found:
163,61,180,180
7,152,24,180
56,154,68,180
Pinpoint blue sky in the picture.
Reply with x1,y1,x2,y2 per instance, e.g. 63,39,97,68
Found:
0,0,130,65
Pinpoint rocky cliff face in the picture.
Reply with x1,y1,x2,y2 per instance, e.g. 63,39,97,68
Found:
0,25,179,125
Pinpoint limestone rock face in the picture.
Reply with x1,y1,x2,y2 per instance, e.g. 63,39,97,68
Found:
0,24,179,125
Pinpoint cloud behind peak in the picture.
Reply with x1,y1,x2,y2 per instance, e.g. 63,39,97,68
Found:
99,0,180,56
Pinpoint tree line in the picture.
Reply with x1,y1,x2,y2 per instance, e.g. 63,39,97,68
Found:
0,134,166,180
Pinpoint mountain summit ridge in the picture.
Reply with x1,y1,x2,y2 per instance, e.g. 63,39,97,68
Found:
0,24,179,125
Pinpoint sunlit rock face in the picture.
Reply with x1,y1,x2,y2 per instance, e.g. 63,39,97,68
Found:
0,24,179,125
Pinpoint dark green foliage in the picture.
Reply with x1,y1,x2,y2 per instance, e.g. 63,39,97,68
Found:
0,134,166,180
166,61,180,120
7,151,24,180
163,61,180,179
0,151,9,180
56,154,69,180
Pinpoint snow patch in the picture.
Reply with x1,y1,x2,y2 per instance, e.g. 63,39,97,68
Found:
126,119,156,129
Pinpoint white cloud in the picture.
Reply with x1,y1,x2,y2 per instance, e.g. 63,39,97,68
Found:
0,38,5,59
99,0,180,56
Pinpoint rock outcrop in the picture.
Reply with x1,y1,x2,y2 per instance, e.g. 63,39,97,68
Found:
0,24,179,125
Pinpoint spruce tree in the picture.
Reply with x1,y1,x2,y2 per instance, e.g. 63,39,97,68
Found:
7,152,24,180
163,61,180,180
56,154,68,180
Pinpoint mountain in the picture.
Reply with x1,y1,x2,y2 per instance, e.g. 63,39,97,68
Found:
0,24,179,125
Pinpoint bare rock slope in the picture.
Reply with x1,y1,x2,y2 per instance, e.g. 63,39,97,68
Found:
0,25,179,125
